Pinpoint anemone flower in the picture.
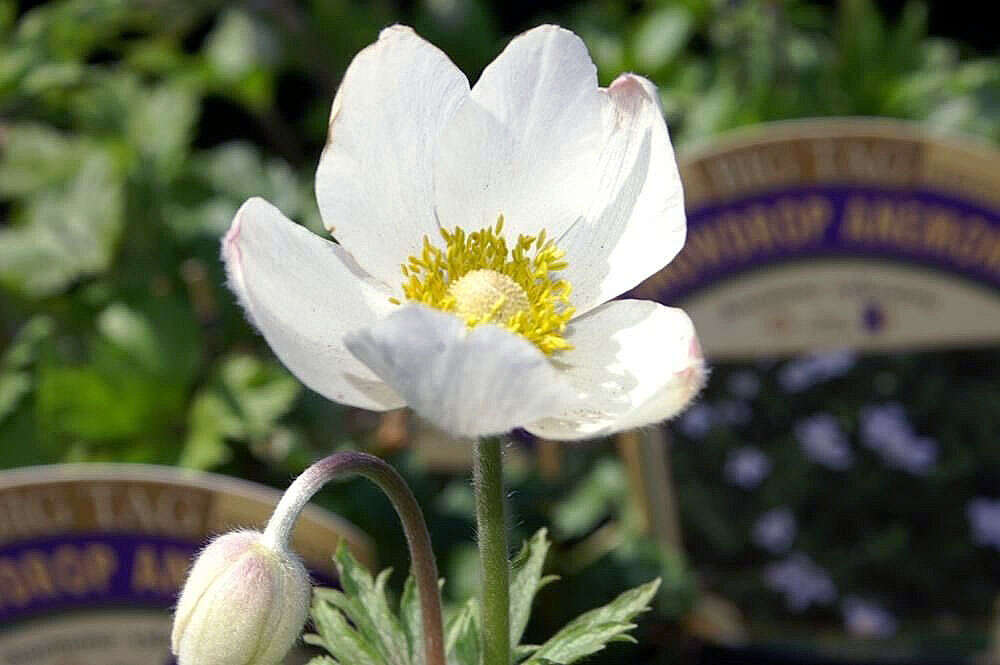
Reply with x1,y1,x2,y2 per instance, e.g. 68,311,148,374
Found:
223,24,702,441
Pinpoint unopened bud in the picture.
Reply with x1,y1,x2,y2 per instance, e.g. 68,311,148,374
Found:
171,530,311,665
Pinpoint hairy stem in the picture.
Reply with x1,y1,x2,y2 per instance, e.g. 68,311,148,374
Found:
475,437,510,665
263,451,445,665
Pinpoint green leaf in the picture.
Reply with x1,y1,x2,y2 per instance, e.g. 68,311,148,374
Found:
1,316,54,371
0,152,123,297
525,579,661,665
333,546,410,665
128,82,198,177
445,599,480,665
633,6,694,72
218,354,301,440
0,316,53,425
509,529,558,649
513,644,541,662
305,657,338,665
96,304,164,375
36,364,155,440
0,124,88,197
308,545,411,665
0,373,31,424
400,575,425,665
178,354,299,469
178,391,238,469
307,597,383,665
205,9,273,81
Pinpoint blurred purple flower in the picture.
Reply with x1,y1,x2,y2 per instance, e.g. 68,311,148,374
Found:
727,371,761,400
753,507,797,553
859,403,938,475
968,498,1000,549
677,402,714,439
795,413,853,470
724,446,772,489
778,350,856,392
717,399,753,426
842,596,897,638
764,553,836,612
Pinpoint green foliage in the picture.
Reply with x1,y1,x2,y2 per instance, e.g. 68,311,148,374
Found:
308,530,659,665
572,0,999,145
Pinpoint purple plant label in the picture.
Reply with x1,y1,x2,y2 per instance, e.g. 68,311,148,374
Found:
629,119,1000,358
0,464,372,664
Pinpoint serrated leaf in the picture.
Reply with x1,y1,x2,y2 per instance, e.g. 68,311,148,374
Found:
528,622,636,665
513,644,541,662
525,579,660,665
305,657,338,665
509,528,556,649
400,575,425,665
308,598,382,665
328,545,410,665
445,600,480,665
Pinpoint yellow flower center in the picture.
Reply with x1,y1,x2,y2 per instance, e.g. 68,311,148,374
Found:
448,269,530,324
390,216,575,354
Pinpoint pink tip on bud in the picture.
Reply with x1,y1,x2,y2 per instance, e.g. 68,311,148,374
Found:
171,530,311,665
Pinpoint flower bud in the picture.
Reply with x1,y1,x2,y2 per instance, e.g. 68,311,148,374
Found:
171,530,311,665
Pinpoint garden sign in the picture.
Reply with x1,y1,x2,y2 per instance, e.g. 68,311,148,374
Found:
0,465,373,665
624,118,1000,547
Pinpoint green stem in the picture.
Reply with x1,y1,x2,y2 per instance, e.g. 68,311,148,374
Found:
263,451,445,665
475,437,510,665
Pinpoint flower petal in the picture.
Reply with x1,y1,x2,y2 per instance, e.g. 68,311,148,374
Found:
525,299,704,440
315,25,470,287
433,25,604,240
344,305,579,438
223,197,405,411
558,74,686,315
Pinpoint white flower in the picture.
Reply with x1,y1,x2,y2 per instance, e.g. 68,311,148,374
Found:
222,24,703,439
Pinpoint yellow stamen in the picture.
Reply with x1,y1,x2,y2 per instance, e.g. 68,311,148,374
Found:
396,216,575,354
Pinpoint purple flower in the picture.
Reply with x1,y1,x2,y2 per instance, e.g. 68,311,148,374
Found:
795,414,853,470
778,350,856,392
842,596,897,638
859,403,910,447
727,371,761,399
968,498,1000,549
753,507,797,553
764,553,837,612
677,402,714,439
859,403,938,475
716,399,752,426
724,446,772,489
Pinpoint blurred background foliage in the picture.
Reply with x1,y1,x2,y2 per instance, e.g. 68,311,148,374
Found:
0,0,998,663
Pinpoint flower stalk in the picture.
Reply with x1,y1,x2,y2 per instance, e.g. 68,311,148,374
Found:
474,437,510,665
263,451,445,665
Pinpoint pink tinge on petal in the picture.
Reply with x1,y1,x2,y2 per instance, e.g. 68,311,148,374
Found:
678,335,707,402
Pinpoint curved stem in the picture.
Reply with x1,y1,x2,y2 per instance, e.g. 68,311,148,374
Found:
475,437,510,665
263,451,445,665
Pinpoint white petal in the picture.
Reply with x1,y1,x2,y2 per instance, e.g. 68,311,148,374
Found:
558,74,686,315
344,305,578,438
315,25,470,287
223,198,405,411
525,299,704,440
433,25,604,240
